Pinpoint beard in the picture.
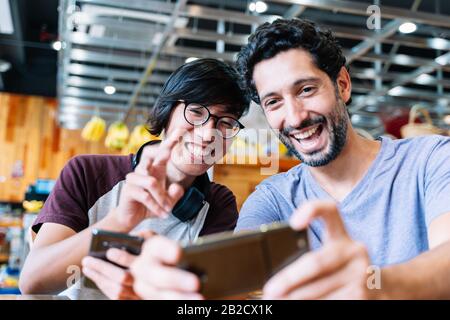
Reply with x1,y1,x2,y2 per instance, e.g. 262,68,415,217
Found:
278,95,349,167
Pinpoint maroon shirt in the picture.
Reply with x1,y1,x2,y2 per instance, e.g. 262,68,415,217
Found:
32,154,238,236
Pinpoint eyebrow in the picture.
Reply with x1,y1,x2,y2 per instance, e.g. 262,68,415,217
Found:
208,105,238,119
259,77,322,103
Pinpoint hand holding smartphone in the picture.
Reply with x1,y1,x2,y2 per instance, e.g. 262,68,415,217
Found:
85,223,309,298
177,222,309,299
84,229,144,289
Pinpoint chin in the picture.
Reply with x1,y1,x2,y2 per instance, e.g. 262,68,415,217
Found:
176,162,210,177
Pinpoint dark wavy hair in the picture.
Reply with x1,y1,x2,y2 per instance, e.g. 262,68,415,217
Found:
148,58,249,136
236,18,350,105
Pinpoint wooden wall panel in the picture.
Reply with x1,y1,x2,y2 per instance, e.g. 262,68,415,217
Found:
0,92,120,202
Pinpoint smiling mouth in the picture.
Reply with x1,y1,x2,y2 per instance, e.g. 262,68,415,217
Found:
290,123,324,142
184,142,216,159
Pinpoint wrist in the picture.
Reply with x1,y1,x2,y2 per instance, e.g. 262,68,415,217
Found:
374,265,417,299
98,208,134,233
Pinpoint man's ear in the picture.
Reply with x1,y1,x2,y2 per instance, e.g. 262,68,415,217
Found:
336,66,352,105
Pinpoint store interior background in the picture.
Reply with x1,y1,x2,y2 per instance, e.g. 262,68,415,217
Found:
0,0,449,293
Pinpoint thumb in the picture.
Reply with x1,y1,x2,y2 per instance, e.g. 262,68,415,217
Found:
290,200,349,241
168,183,184,207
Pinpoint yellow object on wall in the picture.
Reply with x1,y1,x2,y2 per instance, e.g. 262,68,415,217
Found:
104,121,130,150
81,116,106,142
122,124,160,154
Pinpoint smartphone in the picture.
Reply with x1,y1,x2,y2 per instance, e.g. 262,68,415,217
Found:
177,222,309,299
84,229,144,289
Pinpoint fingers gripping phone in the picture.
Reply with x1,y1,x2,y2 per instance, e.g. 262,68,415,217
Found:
177,222,309,299
84,229,144,289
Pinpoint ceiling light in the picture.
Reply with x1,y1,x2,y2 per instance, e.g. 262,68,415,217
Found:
0,59,11,72
444,115,450,125
388,86,404,96
249,1,268,14
398,22,417,34
435,54,449,66
415,74,434,85
104,85,116,95
185,57,198,63
430,37,448,51
52,40,63,51
393,54,413,65
0,0,14,34
255,1,268,13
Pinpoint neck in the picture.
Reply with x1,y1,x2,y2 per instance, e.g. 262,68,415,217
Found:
308,125,381,199
166,161,197,190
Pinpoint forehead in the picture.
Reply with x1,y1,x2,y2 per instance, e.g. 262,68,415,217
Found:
252,48,327,96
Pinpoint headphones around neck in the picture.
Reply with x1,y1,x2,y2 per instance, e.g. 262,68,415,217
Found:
132,141,209,222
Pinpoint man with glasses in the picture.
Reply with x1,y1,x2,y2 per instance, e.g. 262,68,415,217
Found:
20,59,250,300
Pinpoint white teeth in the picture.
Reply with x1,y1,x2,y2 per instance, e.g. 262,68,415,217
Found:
187,143,210,157
293,125,319,140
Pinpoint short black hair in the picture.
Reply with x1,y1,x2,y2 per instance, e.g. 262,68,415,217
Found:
236,18,350,105
148,58,249,136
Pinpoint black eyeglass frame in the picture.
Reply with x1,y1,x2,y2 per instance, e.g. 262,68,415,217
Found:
182,101,245,139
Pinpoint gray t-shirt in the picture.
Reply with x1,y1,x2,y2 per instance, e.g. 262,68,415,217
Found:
236,135,450,267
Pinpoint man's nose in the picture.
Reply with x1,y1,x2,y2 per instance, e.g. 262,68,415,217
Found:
198,118,218,142
285,97,308,128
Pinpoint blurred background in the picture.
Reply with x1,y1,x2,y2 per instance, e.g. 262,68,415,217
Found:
0,0,449,293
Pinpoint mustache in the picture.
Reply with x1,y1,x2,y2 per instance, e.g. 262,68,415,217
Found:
281,116,326,136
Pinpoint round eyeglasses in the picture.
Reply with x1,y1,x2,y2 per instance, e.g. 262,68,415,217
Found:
183,102,244,139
